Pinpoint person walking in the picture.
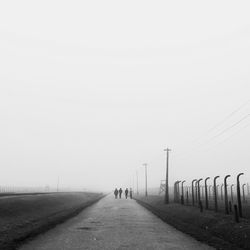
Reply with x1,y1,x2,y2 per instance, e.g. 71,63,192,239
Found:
119,188,123,199
125,188,129,199
114,188,118,199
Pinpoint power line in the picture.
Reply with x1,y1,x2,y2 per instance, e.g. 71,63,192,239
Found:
209,114,250,140
205,99,250,134
175,100,250,159
182,99,250,149
213,122,250,147
177,114,250,161
194,121,250,156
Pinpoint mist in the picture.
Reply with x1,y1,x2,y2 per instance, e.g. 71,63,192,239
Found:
0,0,250,192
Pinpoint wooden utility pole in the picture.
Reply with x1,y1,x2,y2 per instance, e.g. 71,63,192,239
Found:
164,148,171,204
142,163,148,197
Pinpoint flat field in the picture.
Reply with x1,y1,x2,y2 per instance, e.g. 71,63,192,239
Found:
135,195,250,250
0,192,103,250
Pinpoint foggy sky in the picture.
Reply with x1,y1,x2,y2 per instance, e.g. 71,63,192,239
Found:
0,1,249,192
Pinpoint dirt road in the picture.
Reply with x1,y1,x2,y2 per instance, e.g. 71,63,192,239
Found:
19,195,213,250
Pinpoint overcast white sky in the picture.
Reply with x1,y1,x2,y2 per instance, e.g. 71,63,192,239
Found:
0,1,249,192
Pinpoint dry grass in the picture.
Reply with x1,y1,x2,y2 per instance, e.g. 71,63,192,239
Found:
135,195,250,250
0,192,103,250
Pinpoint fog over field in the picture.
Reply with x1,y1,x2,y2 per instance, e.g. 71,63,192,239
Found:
0,1,249,192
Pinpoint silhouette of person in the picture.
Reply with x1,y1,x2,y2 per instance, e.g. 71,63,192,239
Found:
129,188,133,199
125,188,129,199
114,188,118,199
119,188,123,199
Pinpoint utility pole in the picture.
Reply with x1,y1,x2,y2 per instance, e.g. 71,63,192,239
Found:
142,163,148,197
164,148,171,204
136,171,139,195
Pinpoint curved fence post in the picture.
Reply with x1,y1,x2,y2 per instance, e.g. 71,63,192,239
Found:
191,179,197,206
174,181,177,202
181,180,186,205
205,177,210,209
224,175,230,214
197,178,203,203
237,173,244,217
195,180,198,202
214,176,220,212
176,181,181,203
186,188,189,204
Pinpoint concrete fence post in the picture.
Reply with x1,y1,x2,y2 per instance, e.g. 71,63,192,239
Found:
176,181,181,203
224,175,230,214
237,173,244,217
181,180,186,205
197,179,203,203
191,179,197,206
213,176,220,212
205,177,210,209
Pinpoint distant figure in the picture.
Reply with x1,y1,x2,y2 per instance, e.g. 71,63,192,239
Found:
114,188,118,199
119,188,123,199
129,188,133,199
125,188,129,199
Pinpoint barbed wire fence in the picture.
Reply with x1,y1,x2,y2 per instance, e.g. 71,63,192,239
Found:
169,173,250,222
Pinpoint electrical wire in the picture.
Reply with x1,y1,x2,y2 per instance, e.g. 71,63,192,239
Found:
175,100,250,159
176,113,250,161
213,122,250,147
205,99,250,134
209,114,250,140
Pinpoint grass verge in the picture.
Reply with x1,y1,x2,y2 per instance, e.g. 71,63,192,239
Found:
0,192,104,250
134,195,250,250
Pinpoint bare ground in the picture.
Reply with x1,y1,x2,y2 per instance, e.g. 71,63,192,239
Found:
134,195,250,250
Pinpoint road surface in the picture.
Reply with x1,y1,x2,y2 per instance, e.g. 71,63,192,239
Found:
19,195,213,250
